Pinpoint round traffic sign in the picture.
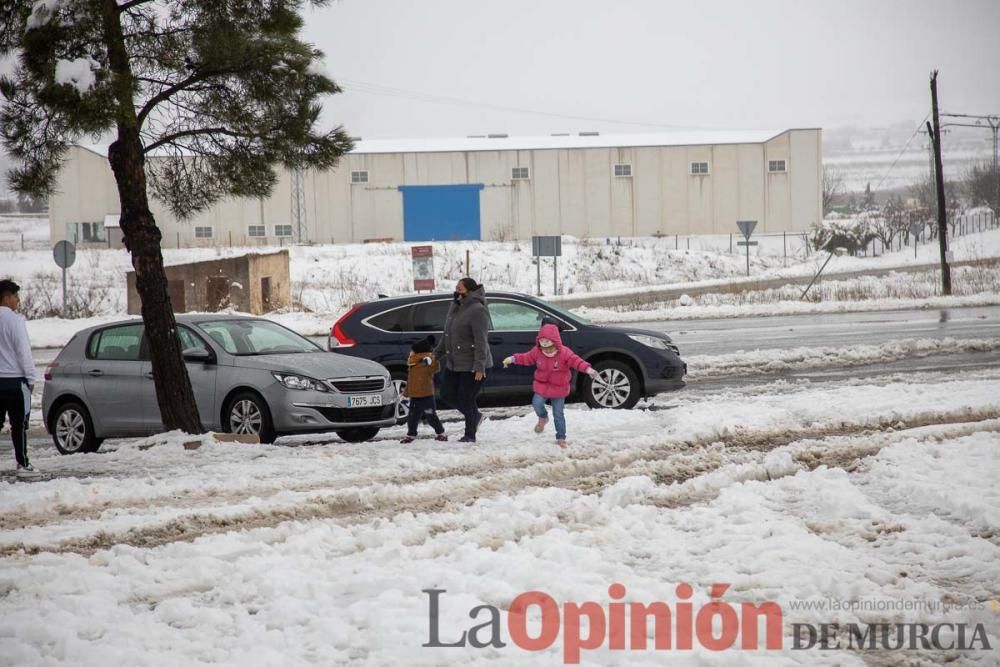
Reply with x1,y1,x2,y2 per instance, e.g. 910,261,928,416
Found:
53,240,76,269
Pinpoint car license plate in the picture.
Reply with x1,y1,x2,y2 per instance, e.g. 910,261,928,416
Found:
347,394,382,408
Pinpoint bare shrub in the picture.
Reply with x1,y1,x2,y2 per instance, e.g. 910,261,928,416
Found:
18,271,118,319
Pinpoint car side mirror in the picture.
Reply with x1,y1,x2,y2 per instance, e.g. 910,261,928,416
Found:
182,347,213,363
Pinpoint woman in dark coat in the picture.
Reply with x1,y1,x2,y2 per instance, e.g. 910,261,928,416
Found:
434,277,493,442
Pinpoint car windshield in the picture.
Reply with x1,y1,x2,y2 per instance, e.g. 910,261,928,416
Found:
536,299,591,326
197,319,322,356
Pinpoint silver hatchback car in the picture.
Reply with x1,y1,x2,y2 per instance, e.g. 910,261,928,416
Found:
42,315,399,453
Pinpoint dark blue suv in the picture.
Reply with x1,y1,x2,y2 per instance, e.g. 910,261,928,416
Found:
328,291,685,417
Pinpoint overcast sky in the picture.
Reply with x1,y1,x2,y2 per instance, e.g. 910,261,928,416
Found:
300,0,1000,140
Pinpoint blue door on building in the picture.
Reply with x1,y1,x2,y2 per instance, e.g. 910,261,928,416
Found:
399,184,485,241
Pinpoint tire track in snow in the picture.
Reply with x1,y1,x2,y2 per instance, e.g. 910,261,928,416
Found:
3,408,999,559
4,366,983,532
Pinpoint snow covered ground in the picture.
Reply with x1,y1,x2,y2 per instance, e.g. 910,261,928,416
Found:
4,216,1000,665
2,368,998,665
0,214,49,247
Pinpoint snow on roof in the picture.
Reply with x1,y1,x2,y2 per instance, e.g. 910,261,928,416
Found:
76,128,818,161
350,129,811,155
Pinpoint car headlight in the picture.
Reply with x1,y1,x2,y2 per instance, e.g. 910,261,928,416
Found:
627,334,680,354
271,372,330,392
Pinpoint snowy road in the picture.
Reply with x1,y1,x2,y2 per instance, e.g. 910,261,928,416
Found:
27,304,1000,369
621,304,1000,356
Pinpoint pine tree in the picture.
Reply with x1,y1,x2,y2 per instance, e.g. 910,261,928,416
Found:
1,0,352,434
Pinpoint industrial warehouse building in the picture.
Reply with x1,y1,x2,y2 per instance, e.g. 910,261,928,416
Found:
49,128,822,246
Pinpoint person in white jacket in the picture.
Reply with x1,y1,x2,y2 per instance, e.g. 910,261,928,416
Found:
0,279,39,478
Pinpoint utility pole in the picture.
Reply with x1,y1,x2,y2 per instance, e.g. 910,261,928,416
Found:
918,127,948,182
291,167,307,243
928,70,951,295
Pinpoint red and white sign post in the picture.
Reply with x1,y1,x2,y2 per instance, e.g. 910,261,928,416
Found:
411,245,435,292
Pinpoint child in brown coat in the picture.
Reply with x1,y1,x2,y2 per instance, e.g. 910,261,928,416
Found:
400,337,447,443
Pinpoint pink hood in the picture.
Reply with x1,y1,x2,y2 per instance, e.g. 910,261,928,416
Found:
537,323,563,348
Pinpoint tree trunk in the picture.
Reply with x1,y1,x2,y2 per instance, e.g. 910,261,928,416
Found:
102,0,204,434
107,137,204,434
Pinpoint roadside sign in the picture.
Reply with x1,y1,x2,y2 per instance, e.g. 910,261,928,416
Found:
736,220,757,240
735,221,758,276
411,245,435,291
531,235,562,296
53,240,76,269
52,240,76,318
908,222,924,259
531,235,562,257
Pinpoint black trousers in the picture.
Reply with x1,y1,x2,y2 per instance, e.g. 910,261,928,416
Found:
438,367,484,439
407,396,445,437
0,377,30,468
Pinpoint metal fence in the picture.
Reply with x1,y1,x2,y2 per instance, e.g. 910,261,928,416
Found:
858,209,998,257
0,236,49,251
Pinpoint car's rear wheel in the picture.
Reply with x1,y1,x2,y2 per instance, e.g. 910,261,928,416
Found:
584,360,641,409
224,391,276,444
336,427,380,443
51,401,103,454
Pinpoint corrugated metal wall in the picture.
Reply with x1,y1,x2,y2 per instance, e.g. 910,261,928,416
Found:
50,130,821,245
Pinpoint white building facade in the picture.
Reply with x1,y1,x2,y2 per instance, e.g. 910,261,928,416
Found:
50,129,821,246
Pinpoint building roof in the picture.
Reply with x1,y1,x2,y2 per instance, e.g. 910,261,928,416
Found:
77,128,819,160
350,129,816,155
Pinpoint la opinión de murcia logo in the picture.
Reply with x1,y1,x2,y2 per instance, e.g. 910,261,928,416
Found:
424,583,782,663
423,584,993,664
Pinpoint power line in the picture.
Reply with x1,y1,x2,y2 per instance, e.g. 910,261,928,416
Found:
869,112,932,194
337,78,738,132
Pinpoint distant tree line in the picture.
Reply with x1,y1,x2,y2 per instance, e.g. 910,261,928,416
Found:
0,192,47,214
815,160,998,255
823,161,998,218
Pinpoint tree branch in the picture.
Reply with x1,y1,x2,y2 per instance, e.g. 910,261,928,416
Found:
144,126,253,153
136,67,244,129
117,0,157,13
136,72,210,128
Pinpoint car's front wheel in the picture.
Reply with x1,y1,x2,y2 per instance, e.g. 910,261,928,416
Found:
584,360,641,409
50,401,103,454
336,427,380,443
224,391,276,444
390,370,410,424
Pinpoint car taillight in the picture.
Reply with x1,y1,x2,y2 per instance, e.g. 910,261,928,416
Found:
329,304,361,349
44,361,59,381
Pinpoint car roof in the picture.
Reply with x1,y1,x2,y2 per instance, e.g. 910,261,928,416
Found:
361,290,532,308
71,313,265,337
175,313,265,324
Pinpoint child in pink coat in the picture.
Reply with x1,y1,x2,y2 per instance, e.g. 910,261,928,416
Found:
502,323,598,448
